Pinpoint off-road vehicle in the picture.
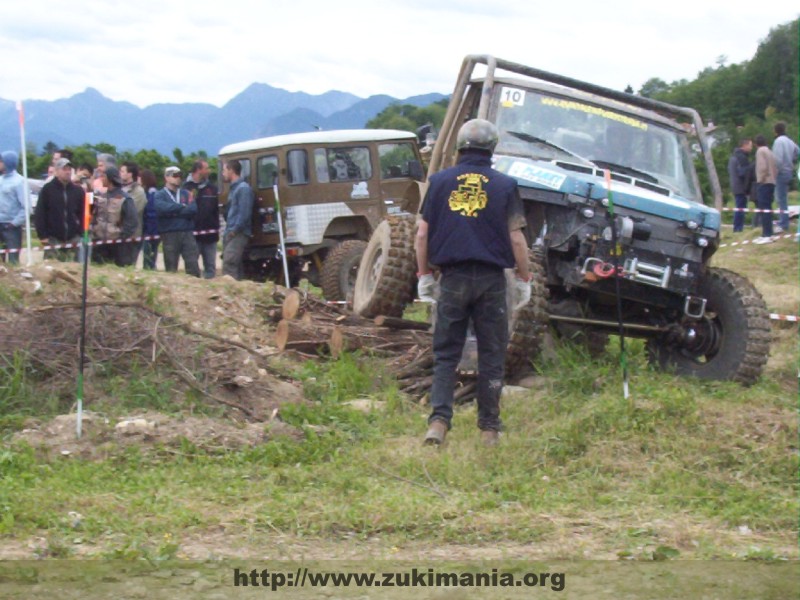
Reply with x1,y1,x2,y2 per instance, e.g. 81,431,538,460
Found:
353,55,770,385
218,129,425,299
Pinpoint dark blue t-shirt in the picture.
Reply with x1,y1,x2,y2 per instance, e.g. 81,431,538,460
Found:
422,152,524,269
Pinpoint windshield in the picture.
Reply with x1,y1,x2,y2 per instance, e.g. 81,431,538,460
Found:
493,86,700,200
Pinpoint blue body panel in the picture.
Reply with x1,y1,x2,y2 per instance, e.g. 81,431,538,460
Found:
493,156,721,231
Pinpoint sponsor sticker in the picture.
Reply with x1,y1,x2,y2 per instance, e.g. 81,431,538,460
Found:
507,161,566,190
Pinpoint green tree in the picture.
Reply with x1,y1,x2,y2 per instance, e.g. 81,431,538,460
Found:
638,77,671,98
366,99,448,134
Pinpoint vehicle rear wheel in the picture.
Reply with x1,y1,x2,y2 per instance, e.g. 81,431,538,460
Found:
320,240,368,301
505,247,549,378
646,267,770,385
352,215,417,318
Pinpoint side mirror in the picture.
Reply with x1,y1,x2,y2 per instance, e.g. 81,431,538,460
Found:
408,160,424,182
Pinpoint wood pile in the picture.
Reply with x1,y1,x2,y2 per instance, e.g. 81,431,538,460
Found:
266,288,478,403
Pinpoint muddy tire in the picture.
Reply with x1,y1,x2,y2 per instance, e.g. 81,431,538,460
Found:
505,247,549,378
320,240,368,302
352,215,417,318
646,267,771,385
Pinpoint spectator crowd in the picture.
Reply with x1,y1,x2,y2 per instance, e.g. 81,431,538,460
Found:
727,121,800,244
0,148,254,279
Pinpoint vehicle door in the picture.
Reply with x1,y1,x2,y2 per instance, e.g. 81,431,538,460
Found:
378,141,425,215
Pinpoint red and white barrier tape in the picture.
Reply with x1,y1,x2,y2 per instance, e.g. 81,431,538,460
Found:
719,233,796,248
721,207,794,214
770,313,799,323
0,229,221,255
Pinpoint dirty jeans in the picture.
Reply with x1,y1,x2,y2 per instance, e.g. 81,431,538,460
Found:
429,262,508,431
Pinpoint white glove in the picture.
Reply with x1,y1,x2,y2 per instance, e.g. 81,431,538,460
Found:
417,273,438,303
513,276,532,311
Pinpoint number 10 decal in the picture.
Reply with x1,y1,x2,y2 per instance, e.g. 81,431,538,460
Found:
500,87,525,107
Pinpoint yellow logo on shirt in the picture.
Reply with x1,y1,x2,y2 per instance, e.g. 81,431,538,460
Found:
448,173,489,217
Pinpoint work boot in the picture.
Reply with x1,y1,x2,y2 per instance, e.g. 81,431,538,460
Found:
424,420,447,446
480,429,500,447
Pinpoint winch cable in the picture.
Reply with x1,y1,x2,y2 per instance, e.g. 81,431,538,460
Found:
604,170,630,400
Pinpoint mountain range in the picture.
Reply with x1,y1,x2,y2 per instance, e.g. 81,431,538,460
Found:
0,85,447,156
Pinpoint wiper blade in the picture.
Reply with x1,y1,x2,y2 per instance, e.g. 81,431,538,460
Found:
590,160,661,185
505,130,586,160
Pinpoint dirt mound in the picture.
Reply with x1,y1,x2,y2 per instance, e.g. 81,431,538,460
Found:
12,411,304,459
1,263,310,450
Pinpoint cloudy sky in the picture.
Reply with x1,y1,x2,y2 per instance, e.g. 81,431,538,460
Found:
2,1,797,108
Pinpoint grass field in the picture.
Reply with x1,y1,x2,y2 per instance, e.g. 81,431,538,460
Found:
0,206,797,598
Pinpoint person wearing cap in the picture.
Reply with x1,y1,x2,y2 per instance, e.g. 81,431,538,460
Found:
90,165,138,266
414,118,531,448
34,157,84,261
154,166,200,277
0,150,27,265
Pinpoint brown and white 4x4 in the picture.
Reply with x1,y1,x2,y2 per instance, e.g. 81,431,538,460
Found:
218,129,425,300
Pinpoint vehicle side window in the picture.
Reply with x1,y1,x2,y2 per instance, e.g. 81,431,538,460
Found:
287,149,309,185
325,147,372,182
239,159,251,180
257,155,279,189
378,143,417,179
314,149,329,183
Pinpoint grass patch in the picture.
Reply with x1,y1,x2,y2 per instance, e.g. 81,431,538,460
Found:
0,227,796,561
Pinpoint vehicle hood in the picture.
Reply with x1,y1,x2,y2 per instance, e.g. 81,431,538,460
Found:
493,155,721,230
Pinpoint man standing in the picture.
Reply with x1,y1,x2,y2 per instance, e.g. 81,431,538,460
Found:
772,122,799,233
184,159,220,278
91,166,138,266
0,151,27,265
414,119,531,447
221,160,253,280
120,161,148,265
34,157,84,261
753,134,778,245
727,138,753,233
154,166,200,277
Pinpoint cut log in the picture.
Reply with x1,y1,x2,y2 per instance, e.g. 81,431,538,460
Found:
274,319,332,355
374,315,431,331
329,326,420,359
281,289,303,320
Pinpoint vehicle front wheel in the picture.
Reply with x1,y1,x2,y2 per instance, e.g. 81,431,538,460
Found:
352,215,417,318
646,267,771,385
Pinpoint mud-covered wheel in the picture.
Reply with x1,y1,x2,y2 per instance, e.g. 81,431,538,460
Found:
320,240,368,301
646,267,771,385
505,247,549,378
549,298,608,358
353,215,417,318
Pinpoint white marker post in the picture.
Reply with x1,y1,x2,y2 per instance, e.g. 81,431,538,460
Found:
16,101,32,266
